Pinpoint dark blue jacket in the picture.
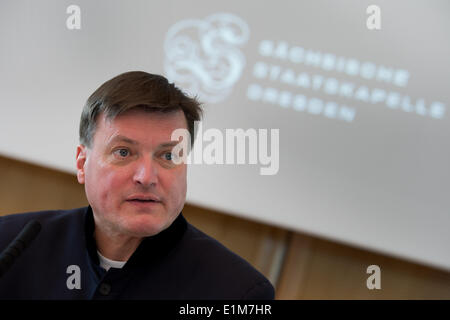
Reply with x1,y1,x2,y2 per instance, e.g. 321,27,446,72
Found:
0,206,274,299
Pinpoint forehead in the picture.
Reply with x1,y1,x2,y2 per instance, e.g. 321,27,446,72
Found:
94,108,187,146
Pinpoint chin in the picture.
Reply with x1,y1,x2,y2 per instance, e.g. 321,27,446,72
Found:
126,214,174,237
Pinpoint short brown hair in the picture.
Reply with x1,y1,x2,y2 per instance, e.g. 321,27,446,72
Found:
79,71,203,148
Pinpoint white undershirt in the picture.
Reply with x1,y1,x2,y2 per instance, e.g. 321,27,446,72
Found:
97,250,127,271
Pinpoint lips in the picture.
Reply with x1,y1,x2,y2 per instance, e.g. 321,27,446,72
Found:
126,194,161,203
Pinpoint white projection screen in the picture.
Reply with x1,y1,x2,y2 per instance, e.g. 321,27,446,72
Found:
1,0,449,271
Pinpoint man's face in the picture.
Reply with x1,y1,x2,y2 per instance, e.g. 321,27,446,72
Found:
76,108,188,237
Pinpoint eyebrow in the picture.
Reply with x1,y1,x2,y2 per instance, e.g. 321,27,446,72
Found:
108,135,180,149
108,135,138,146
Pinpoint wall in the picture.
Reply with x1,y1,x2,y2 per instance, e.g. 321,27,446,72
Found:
1,155,449,299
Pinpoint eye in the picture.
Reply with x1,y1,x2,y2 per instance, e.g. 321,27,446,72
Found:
113,148,130,158
159,151,181,165
162,152,173,161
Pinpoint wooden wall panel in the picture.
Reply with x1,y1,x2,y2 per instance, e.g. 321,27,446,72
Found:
0,155,88,214
276,232,450,299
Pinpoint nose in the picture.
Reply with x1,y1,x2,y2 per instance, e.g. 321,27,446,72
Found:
133,155,158,187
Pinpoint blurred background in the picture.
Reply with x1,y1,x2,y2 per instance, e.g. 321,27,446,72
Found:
0,0,449,299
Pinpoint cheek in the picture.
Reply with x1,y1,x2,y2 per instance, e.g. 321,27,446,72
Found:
177,177,187,202
170,168,187,206
101,171,128,200
85,162,127,205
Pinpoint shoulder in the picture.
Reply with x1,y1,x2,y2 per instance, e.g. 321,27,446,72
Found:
0,207,88,246
174,221,275,299
0,206,87,226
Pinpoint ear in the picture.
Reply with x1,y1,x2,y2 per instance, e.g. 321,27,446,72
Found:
76,145,87,184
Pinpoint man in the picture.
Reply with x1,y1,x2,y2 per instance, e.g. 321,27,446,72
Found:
0,71,274,299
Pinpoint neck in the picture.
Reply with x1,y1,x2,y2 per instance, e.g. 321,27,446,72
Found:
93,224,143,262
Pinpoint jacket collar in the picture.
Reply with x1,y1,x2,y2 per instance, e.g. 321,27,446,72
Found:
84,205,187,270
